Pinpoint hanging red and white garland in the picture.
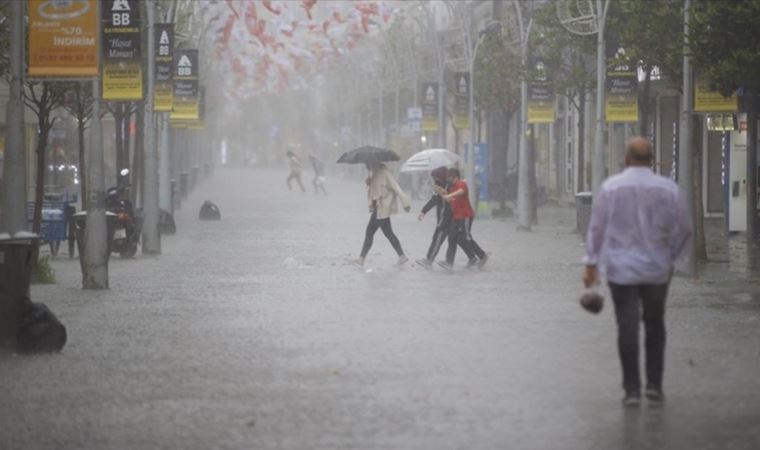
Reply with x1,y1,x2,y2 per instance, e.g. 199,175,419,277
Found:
200,0,400,100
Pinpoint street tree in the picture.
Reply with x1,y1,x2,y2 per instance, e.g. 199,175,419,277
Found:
473,31,521,209
23,81,68,234
607,0,683,137
105,102,137,188
61,82,94,209
689,0,760,240
531,3,597,192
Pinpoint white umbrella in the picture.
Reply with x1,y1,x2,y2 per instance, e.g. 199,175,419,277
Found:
400,148,461,173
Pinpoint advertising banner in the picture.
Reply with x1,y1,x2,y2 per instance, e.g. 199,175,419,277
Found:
453,72,470,129
101,0,143,100
694,81,737,113
605,62,639,123
421,82,439,132
170,49,199,121
187,86,206,129
28,0,99,77
528,61,555,124
407,107,422,132
154,23,174,111
527,84,555,124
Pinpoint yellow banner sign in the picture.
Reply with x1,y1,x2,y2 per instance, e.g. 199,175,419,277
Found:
606,70,639,123
453,73,470,129
421,82,439,132
155,82,173,111
101,0,143,100
606,96,639,123
102,63,143,100
28,0,99,77
154,24,174,111
528,103,556,124
694,81,737,113
170,50,199,121
170,95,199,121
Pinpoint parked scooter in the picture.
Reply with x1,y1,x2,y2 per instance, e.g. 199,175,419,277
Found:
106,169,142,258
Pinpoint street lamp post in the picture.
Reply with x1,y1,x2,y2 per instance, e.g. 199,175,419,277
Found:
592,0,610,194
143,0,161,254
81,1,109,289
1,0,26,233
556,0,611,194
468,21,503,209
515,4,534,231
678,0,696,275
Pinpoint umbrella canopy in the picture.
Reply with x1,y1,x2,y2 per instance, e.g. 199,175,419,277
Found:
400,148,461,173
336,146,400,165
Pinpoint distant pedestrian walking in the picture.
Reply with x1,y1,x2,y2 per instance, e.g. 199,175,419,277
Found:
355,162,411,267
583,137,692,407
437,168,488,271
286,151,305,192
416,167,476,269
309,155,328,196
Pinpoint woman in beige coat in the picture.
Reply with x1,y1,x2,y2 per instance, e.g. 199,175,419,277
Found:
355,162,411,266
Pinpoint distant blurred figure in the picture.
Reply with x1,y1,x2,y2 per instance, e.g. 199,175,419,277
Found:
199,200,221,221
355,162,411,267
286,151,305,192
416,167,476,269
309,155,328,196
437,168,488,271
583,137,692,408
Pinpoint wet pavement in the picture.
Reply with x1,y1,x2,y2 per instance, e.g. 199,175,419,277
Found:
1,168,759,449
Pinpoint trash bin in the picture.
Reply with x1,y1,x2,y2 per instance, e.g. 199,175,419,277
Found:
0,233,39,349
72,212,117,274
575,192,593,238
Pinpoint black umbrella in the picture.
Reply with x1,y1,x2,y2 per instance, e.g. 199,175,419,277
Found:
336,146,400,164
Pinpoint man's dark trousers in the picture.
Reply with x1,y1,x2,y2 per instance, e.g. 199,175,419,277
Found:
609,283,669,394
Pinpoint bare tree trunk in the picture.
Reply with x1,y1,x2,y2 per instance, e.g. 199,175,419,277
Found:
32,121,51,234
500,109,511,210
693,131,707,260
113,104,125,187
577,89,587,193
131,104,144,207
123,105,133,188
78,118,87,210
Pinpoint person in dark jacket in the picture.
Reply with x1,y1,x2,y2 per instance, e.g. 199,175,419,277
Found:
416,167,477,269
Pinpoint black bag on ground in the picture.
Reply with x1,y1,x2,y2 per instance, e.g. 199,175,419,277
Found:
199,200,221,221
16,301,67,354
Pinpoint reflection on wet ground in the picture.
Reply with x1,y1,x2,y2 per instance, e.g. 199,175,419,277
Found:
1,169,758,449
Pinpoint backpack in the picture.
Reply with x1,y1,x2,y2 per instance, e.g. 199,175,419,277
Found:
199,200,221,221
17,301,67,354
